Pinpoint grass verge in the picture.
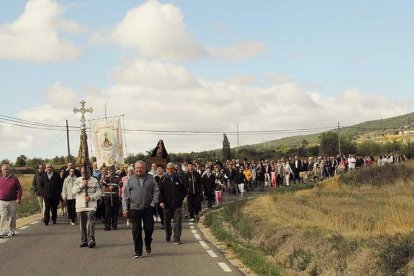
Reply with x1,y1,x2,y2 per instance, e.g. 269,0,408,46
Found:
204,184,313,275
16,174,40,218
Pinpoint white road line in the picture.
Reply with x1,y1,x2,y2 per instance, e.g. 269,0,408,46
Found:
19,226,29,230
218,262,232,272
189,222,193,225
194,234,201,240
30,221,40,225
199,241,209,249
190,225,195,229
207,250,218,258
191,230,197,234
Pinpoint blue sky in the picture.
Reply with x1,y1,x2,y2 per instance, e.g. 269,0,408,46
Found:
0,0,413,160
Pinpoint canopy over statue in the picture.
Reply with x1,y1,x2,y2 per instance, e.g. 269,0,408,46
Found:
146,140,170,170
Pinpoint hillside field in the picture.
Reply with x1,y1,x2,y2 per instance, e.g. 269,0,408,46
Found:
206,161,414,275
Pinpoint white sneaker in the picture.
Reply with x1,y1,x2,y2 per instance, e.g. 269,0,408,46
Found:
126,219,130,227
70,222,76,226
189,218,195,223
8,230,16,237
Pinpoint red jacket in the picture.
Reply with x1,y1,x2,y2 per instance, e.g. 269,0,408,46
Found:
0,175,22,201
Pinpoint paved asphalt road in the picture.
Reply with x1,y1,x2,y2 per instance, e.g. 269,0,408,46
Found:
0,190,267,276
0,213,245,276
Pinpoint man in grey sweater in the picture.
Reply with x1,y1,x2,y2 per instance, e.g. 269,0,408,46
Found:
123,160,159,259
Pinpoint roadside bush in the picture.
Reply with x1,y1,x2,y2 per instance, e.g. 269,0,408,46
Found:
14,166,36,174
340,163,414,187
378,232,414,274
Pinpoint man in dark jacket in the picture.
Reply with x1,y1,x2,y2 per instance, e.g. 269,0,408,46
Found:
201,167,215,208
184,163,203,222
32,164,45,220
40,163,63,225
292,156,302,183
62,162,81,179
100,166,120,231
159,162,187,244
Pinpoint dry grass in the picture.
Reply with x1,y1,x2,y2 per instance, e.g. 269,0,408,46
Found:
16,174,40,218
247,179,414,238
230,161,414,275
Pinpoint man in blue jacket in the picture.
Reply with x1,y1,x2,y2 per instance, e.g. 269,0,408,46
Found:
159,162,187,244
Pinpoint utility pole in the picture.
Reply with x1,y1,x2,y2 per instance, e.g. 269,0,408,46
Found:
237,123,240,151
66,120,71,161
338,121,341,155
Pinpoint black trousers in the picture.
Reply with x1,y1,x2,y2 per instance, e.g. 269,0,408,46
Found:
96,199,105,219
187,194,201,218
163,207,182,242
44,198,59,224
66,199,77,223
206,191,214,207
156,204,164,225
130,208,154,255
104,196,119,229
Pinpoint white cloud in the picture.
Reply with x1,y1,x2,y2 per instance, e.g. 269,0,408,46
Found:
109,0,265,61
0,0,81,63
2,71,410,160
265,73,294,85
55,18,86,34
113,59,200,89
224,75,257,86
208,41,266,60
18,82,79,124
111,0,204,61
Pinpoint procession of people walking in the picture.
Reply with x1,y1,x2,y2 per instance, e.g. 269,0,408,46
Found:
0,151,407,258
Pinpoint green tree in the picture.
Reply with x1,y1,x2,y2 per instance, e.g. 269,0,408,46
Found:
1,159,11,165
15,155,27,167
402,142,414,158
319,132,356,156
357,141,381,156
222,133,231,161
124,153,146,165
319,132,339,156
27,157,45,167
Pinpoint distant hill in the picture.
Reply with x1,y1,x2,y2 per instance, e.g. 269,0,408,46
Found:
249,112,414,150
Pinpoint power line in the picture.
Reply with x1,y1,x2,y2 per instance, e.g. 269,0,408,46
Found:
0,118,67,131
1,114,406,136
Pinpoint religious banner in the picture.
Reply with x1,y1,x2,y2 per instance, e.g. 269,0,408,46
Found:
92,117,124,167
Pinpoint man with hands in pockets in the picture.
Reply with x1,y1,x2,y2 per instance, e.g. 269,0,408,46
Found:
123,160,159,259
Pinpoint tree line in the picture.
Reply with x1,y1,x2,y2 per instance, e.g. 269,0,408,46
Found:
2,132,413,169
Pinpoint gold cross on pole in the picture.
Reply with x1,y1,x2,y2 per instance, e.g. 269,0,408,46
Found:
73,100,93,130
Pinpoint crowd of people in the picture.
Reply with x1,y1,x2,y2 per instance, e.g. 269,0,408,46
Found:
0,152,408,257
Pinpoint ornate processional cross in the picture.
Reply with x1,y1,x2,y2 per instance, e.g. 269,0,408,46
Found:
73,100,93,130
